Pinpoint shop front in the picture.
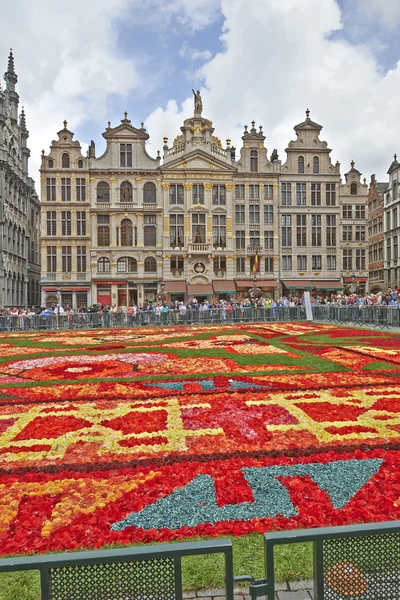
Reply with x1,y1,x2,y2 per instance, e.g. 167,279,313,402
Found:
186,283,214,303
343,276,368,294
311,280,343,296
281,280,314,296
234,279,280,300
212,280,236,301
42,286,90,309
164,281,187,303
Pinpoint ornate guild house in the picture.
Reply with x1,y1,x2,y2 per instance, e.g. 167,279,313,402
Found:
40,93,368,308
0,51,40,308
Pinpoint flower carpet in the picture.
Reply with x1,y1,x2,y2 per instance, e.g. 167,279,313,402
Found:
0,322,400,556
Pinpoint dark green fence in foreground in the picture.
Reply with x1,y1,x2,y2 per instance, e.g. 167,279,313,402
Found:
0,520,399,599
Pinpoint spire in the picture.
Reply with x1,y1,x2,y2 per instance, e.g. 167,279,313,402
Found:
351,160,355,169
4,48,18,89
20,106,26,130
305,108,310,119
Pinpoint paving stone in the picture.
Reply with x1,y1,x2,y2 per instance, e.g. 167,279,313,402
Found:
275,582,289,591
288,579,313,591
277,591,312,600
182,593,197,599
198,590,225,598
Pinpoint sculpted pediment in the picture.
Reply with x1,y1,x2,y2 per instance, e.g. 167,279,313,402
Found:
162,150,236,173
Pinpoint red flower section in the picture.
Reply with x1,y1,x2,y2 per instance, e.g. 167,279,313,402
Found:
102,410,168,436
325,426,377,436
296,402,366,423
14,415,92,441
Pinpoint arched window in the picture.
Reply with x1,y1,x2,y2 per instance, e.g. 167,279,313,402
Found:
143,182,156,204
48,159,54,168
120,218,133,246
97,257,110,272
117,257,127,272
393,181,398,198
250,150,258,172
350,182,358,195
78,159,83,169
128,257,137,272
97,182,110,203
120,181,133,203
61,153,70,168
313,156,319,174
144,257,157,272
298,156,304,173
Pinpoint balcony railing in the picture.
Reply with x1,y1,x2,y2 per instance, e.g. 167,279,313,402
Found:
76,273,89,281
115,202,138,210
142,203,159,210
46,272,57,281
249,197,260,203
188,243,211,253
247,245,263,255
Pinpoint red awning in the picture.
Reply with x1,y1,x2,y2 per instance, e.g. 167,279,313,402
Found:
282,279,314,289
187,284,214,296
343,277,368,283
212,280,236,292
164,281,187,293
312,280,343,290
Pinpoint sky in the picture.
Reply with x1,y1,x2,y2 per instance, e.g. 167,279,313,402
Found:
2,0,400,186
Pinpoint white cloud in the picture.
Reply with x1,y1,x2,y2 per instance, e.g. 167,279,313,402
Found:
1,0,138,186
356,0,400,30
179,42,213,62
145,0,400,181
155,0,221,32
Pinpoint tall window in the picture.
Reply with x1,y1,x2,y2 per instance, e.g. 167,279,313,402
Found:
356,249,365,270
387,239,392,262
342,225,353,242
281,215,292,247
121,219,133,246
297,255,307,270
170,256,184,273
394,236,399,260
236,230,245,250
249,204,260,224
326,183,336,206
282,255,292,270
313,156,319,173
264,230,274,250
236,257,245,273
265,257,274,272
250,150,258,172
120,144,132,167
312,255,322,270
355,225,365,241
61,178,71,202
76,211,86,236
393,207,398,229
76,178,86,202
169,184,184,204
350,182,358,195
120,181,133,203
144,214,157,246
97,182,110,203
192,184,204,204
48,159,54,168
298,156,305,173
192,213,206,243
249,230,260,249
61,153,70,168
97,257,110,272
296,183,306,205
327,255,336,270
46,211,56,235
311,214,321,246
343,249,353,270
264,184,273,199
342,204,352,219
143,182,156,204
212,215,226,248
264,205,273,224
281,183,291,205
97,215,110,246
77,246,86,272
235,184,245,199
212,185,226,205
235,204,245,224
46,178,56,201
118,257,137,273
393,181,398,199
78,159,83,169
213,256,226,273
296,214,307,246
144,257,157,272
170,214,184,247
62,246,72,272
311,183,321,206
355,205,366,219
249,184,259,199
61,211,71,236
47,246,56,272
326,215,336,247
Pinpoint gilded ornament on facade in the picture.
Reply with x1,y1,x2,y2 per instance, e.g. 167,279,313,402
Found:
162,183,170,190
203,182,213,190
259,143,264,148
183,182,193,190
225,183,235,190
136,178,142,182
244,143,249,148
109,178,116,183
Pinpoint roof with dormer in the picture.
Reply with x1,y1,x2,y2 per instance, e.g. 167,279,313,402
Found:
242,121,266,142
102,113,149,140
294,109,322,131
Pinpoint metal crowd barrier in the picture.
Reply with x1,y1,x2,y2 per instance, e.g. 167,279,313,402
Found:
312,305,400,329
0,520,399,599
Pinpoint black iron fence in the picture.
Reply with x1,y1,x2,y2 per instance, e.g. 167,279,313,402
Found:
2,305,400,332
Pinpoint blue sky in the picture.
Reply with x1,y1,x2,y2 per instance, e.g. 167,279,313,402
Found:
2,0,400,182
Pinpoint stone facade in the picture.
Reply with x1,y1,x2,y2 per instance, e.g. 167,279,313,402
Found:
40,100,369,308
368,175,386,291
0,51,40,308
384,155,400,288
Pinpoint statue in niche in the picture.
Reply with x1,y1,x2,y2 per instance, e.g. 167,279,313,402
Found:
192,89,203,115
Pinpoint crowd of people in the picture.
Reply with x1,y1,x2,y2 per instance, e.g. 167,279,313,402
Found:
0,287,400,331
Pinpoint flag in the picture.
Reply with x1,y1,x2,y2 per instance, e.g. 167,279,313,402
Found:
252,252,259,275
